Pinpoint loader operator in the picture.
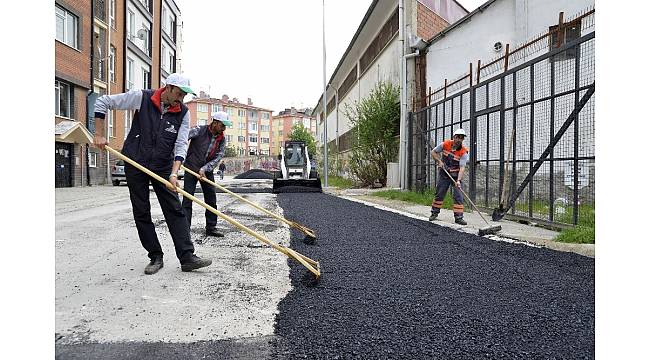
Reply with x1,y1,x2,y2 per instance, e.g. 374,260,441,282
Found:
428,128,469,225
93,73,213,275
181,111,231,237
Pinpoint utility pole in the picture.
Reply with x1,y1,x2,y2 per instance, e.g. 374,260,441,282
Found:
322,0,328,187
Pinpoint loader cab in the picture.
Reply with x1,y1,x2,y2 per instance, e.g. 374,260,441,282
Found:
284,142,305,168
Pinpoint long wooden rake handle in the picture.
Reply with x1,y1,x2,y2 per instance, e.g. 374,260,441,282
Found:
105,146,320,278
181,165,316,239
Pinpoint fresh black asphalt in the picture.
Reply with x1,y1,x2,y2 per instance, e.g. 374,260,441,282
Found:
56,192,594,359
270,192,594,359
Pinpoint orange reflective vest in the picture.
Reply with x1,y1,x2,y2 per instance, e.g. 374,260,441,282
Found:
441,139,469,174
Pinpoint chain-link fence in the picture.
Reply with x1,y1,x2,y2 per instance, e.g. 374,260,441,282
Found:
409,19,595,227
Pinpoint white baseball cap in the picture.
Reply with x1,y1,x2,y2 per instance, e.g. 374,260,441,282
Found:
164,73,196,95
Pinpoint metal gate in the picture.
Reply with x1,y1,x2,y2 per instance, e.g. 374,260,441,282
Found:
55,142,73,188
408,31,595,227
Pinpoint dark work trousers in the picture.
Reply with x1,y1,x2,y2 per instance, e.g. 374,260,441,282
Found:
125,163,195,263
181,171,218,230
430,169,465,219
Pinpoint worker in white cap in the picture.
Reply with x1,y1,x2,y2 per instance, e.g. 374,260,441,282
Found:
182,111,233,237
429,128,470,225
93,73,213,275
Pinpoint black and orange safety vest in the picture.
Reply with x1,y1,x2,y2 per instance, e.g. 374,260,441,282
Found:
440,139,469,174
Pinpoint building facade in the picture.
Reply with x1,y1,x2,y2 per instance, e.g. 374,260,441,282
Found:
271,108,316,157
55,0,184,187
55,0,94,187
185,94,274,157
312,0,466,183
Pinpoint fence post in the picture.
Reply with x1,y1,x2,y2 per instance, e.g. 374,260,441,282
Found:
469,76,477,201
477,60,481,84
504,43,510,72
444,79,448,100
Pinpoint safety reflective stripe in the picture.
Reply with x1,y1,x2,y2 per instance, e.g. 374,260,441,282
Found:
432,200,443,208
453,205,464,211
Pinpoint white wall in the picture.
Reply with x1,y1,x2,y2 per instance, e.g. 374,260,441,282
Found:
426,0,594,92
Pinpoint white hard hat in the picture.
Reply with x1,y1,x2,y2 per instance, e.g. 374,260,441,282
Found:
453,128,466,137
211,111,232,127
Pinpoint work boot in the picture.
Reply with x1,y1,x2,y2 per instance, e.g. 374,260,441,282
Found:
205,228,224,237
181,255,213,272
144,257,164,275
455,218,467,225
429,213,437,221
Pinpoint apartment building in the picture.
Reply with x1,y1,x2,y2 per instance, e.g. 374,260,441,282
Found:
185,94,274,157
271,107,316,157
55,0,184,187
55,0,94,187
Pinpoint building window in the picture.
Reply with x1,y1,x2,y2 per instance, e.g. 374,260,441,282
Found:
109,46,116,82
168,51,174,72
549,19,581,61
262,112,270,120
249,136,258,143
249,110,258,119
238,136,245,142
249,122,258,132
126,57,134,90
260,125,270,132
248,147,257,156
110,0,116,28
124,111,133,139
142,68,150,89
127,9,135,41
226,107,233,116
108,110,114,137
198,104,208,112
56,5,78,49
89,152,97,168
162,7,168,34
212,104,221,113
238,109,246,117
239,122,246,129
278,129,283,136
261,137,270,144
359,10,398,75
198,119,208,126
225,135,233,142
55,80,72,118
161,45,167,71
260,149,269,156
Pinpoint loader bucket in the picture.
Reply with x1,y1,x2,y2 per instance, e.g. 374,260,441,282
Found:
272,178,323,194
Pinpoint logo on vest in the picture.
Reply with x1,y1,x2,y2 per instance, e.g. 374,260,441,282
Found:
164,123,178,134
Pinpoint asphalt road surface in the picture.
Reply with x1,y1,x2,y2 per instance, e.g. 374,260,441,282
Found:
56,185,594,359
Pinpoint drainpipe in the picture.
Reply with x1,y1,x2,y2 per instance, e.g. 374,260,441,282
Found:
398,0,406,189
87,0,95,187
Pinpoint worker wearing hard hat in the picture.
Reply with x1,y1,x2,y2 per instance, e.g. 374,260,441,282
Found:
429,128,469,225
182,111,232,237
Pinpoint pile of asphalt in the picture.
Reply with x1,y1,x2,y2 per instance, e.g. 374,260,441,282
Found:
271,193,594,359
233,169,275,179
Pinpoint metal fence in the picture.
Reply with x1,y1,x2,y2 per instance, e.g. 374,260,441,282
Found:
408,29,595,227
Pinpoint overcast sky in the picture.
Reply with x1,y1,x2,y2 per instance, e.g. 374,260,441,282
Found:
178,0,485,113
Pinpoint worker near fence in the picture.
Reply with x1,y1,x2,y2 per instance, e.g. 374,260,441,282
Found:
182,111,231,237
429,128,469,225
92,73,212,275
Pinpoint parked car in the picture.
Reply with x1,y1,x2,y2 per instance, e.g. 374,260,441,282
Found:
111,160,126,186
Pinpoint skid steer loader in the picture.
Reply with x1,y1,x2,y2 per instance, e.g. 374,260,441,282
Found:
272,141,323,193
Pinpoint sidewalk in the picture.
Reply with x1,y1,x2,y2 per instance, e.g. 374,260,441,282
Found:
324,187,595,258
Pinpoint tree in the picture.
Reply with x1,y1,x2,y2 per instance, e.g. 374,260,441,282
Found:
224,144,237,157
288,123,317,157
342,81,400,187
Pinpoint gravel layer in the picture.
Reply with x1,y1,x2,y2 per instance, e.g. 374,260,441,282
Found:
271,193,594,359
